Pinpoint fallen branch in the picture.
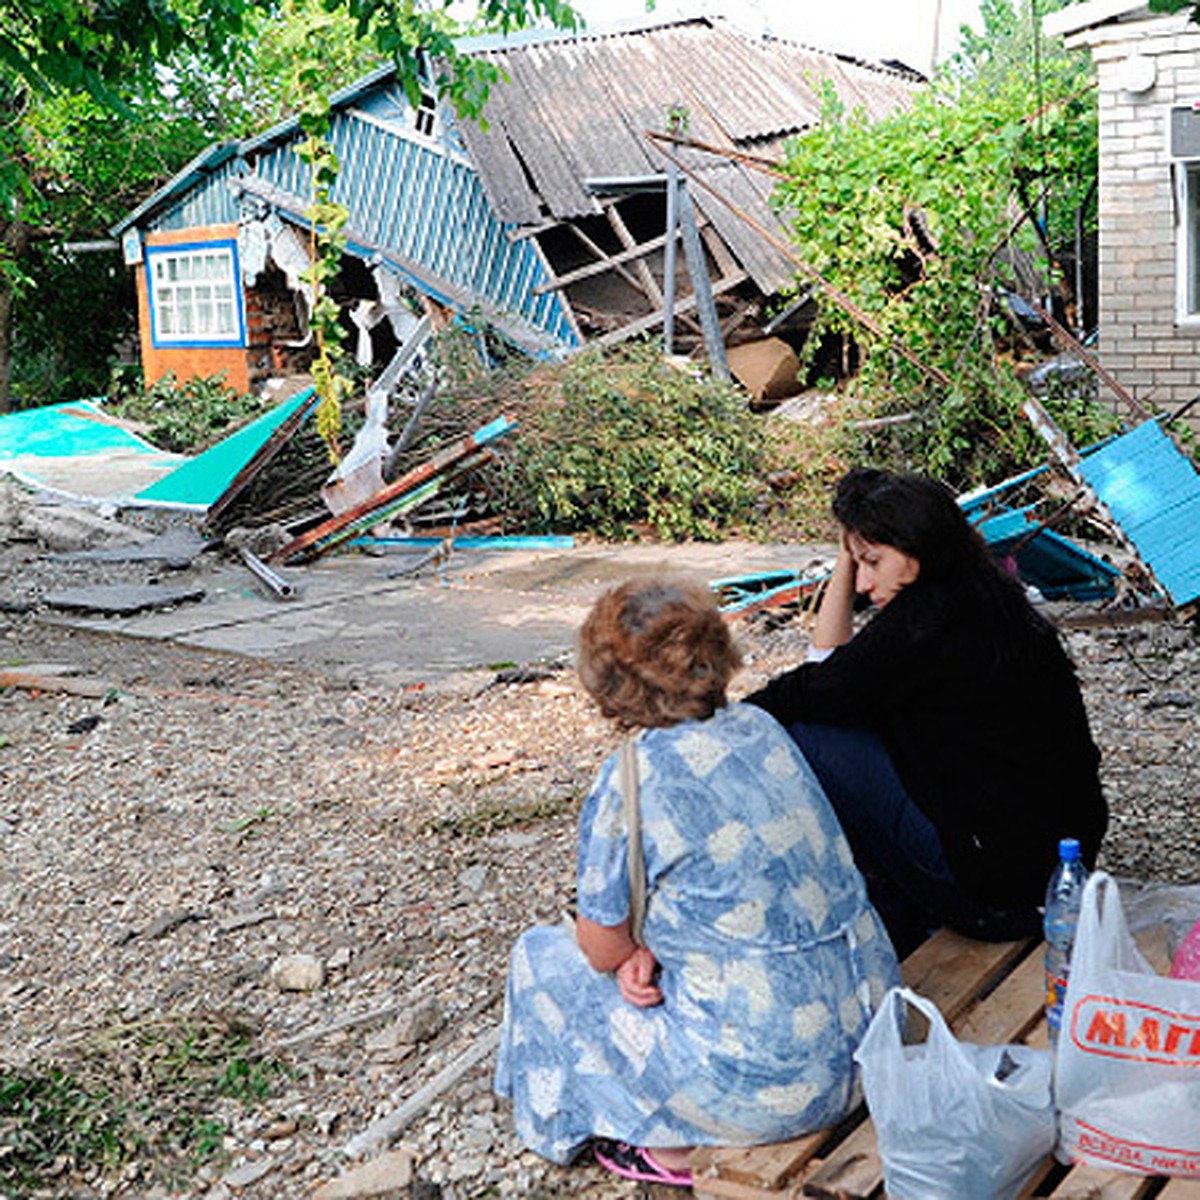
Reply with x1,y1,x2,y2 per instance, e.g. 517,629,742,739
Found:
342,1025,501,1159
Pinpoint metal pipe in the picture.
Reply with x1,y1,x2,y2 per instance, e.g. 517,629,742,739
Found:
240,548,297,600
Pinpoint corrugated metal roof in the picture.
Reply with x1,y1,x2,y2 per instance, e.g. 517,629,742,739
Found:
454,16,918,292
456,18,915,215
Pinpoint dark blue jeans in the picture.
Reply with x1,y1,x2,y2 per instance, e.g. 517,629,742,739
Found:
787,721,1040,958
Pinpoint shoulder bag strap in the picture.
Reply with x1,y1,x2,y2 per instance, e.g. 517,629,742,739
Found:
618,737,647,946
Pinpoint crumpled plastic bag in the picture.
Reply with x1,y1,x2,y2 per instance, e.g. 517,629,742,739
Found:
855,986,1056,1200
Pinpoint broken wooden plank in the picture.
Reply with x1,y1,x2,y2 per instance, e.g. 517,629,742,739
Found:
534,229,674,294
0,669,117,698
272,416,515,564
341,1025,500,1159
300,451,494,562
593,272,748,347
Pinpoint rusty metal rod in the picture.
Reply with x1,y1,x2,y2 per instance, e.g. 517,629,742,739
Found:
1024,298,1151,422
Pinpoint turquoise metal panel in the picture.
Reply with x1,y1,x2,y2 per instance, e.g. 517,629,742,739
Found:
1078,420,1200,606
973,509,1118,602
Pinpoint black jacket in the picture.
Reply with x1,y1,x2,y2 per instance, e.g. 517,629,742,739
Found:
744,576,1107,908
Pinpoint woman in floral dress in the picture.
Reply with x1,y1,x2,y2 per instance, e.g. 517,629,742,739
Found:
495,579,899,1186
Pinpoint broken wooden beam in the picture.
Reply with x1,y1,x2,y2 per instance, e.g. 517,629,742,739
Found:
272,416,516,564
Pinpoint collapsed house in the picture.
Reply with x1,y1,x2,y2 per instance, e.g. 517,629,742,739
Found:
109,15,920,402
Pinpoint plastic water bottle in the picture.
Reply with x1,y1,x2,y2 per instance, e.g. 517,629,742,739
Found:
1044,837,1088,1048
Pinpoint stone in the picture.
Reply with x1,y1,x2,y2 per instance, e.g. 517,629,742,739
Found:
457,864,488,893
223,1158,275,1188
269,953,325,991
391,998,444,1046
42,582,206,616
312,1148,415,1198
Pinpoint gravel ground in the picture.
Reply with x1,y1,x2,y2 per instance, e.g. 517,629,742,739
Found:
1,498,1197,1200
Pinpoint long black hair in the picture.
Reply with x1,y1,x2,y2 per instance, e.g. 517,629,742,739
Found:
832,467,1055,655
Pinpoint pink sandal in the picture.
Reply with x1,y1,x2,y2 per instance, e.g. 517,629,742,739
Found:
593,1140,693,1188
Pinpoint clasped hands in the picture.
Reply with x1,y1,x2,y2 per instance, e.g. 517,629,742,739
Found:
615,944,662,1007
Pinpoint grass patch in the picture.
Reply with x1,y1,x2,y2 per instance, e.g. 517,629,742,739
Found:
0,1011,283,1196
426,792,579,838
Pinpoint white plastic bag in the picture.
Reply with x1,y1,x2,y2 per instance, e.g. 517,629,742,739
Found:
855,986,1056,1200
1056,871,1200,1176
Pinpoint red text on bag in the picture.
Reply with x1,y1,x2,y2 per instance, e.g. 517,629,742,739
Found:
1070,993,1200,1066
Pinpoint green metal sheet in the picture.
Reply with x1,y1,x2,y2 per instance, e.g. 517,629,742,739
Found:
135,388,316,509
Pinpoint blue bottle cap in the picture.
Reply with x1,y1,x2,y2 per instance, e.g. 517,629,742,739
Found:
1059,837,1082,862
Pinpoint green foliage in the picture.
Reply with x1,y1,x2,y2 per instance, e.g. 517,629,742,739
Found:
0,0,250,107
109,371,272,453
10,242,137,407
296,133,353,463
0,1067,129,1190
501,343,769,541
0,1012,281,1195
772,0,1101,488
1150,0,1200,18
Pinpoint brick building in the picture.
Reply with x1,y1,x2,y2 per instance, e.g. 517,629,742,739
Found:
1047,0,1200,425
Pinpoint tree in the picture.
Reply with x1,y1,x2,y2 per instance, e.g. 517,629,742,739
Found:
771,0,1103,488
0,0,582,411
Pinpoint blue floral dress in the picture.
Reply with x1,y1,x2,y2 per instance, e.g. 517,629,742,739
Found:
494,702,900,1164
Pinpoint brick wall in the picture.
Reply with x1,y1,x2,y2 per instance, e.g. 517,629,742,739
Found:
137,224,251,394
1080,18,1200,426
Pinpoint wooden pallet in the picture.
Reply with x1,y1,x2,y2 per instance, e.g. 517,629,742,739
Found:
690,928,1200,1200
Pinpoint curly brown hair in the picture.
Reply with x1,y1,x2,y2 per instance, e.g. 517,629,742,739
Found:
577,579,742,729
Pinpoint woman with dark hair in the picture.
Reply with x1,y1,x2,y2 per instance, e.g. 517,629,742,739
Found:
745,467,1108,956
495,579,899,1187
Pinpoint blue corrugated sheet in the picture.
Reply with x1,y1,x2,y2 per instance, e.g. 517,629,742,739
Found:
1077,419,1200,607
148,156,243,232
250,110,577,350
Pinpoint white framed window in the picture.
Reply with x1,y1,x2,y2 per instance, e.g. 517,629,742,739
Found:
146,240,245,347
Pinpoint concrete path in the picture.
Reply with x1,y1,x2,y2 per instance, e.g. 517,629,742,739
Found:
43,540,829,689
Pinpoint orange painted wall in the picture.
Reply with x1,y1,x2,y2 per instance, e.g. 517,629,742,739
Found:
136,224,251,394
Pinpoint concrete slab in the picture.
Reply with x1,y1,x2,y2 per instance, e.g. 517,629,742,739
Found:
45,527,211,566
43,583,208,616
37,540,830,689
